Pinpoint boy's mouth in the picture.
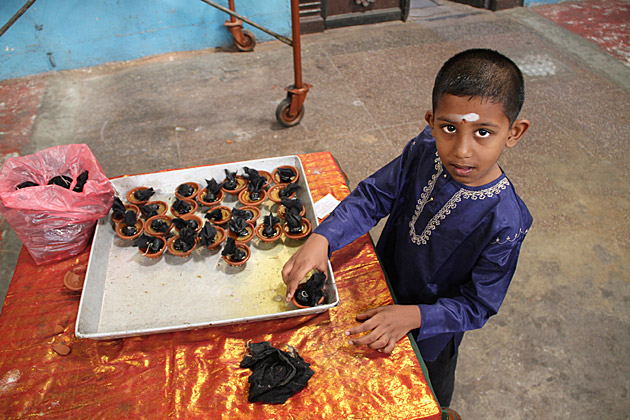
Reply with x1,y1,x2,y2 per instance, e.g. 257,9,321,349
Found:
451,163,474,176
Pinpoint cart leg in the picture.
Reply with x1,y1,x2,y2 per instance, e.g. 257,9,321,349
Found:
223,0,256,52
275,0,312,127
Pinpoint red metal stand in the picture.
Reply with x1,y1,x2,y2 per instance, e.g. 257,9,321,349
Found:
200,0,311,127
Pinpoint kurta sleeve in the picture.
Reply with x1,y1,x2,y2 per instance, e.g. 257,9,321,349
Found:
314,139,415,253
417,236,526,340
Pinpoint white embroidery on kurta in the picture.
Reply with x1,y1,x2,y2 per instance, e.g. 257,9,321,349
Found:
492,228,528,245
409,154,510,245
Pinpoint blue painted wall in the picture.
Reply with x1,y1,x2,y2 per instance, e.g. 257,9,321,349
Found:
0,0,291,80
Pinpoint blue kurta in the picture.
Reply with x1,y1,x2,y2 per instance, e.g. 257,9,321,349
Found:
315,126,533,362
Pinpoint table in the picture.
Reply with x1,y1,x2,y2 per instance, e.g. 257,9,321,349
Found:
0,152,442,420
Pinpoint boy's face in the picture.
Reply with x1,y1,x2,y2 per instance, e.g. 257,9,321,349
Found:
425,94,529,187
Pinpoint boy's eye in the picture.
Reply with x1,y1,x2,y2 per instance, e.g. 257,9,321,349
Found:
441,125,456,134
476,129,491,138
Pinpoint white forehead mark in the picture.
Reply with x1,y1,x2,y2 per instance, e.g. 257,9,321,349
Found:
444,113,480,123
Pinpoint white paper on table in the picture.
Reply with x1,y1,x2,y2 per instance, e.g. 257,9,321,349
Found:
314,193,341,219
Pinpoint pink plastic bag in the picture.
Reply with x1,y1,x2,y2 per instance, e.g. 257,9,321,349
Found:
0,144,114,265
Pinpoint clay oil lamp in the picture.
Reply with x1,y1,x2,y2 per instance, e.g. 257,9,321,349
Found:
237,174,267,207
175,182,200,200
268,183,301,204
167,227,198,257
170,198,198,217
198,221,226,250
272,165,299,185
221,169,247,196
145,215,173,237
221,237,251,266
133,234,166,259
115,210,144,240
243,166,272,188
205,206,232,226
233,206,260,224
255,212,282,243
292,271,326,309
139,200,168,219
172,214,203,234
111,197,140,225
127,186,155,205
227,216,255,244
63,266,87,291
197,178,225,207
283,212,312,240
278,198,306,219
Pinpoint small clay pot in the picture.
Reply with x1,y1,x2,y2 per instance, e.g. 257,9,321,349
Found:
205,206,232,226
127,187,155,205
221,243,251,266
255,223,282,243
166,235,198,257
115,219,144,240
237,205,261,223
111,204,140,224
175,182,200,200
175,214,203,234
221,175,247,196
283,218,312,240
278,203,306,219
142,200,168,218
197,187,224,207
237,188,267,207
227,221,255,244
258,170,273,187
170,198,198,217
272,165,299,185
144,215,173,237
63,267,87,291
292,293,325,309
205,226,226,250
138,236,166,259
267,184,297,204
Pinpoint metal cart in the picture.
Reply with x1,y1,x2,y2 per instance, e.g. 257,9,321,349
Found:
199,0,311,127
1,0,311,127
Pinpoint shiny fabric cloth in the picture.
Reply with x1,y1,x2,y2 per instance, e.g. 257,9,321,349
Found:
315,128,533,362
0,152,441,420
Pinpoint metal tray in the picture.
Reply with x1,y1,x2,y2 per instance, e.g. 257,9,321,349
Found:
75,155,339,340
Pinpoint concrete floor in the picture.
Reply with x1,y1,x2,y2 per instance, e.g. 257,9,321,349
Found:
1,1,629,418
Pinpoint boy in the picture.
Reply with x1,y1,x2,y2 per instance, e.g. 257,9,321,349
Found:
282,49,532,408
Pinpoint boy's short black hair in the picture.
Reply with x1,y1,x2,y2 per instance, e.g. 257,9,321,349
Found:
432,49,525,125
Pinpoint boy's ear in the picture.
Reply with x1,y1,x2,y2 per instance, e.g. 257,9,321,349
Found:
425,111,434,127
506,119,530,148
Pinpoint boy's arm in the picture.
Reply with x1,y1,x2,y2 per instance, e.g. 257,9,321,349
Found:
282,150,407,300
314,147,410,253
417,237,527,340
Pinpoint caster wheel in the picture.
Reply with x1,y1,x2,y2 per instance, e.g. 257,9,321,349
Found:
276,97,305,127
235,29,256,52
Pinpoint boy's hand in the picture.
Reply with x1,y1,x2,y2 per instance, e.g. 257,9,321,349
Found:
345,305,421,354
282,233,330,302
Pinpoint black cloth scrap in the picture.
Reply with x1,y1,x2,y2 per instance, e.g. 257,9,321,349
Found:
240,341,314,404
134,187,155,201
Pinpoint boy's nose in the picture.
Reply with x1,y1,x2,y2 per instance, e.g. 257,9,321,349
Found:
453,134,473,158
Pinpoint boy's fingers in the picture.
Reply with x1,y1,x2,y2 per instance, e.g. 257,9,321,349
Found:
281,257,295,284
284,263,312,301
344,319,375,337
356,308,380,320
382,339,396,354
351,329,385,347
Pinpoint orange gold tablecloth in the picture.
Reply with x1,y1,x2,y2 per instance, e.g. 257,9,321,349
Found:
0,152,442,420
